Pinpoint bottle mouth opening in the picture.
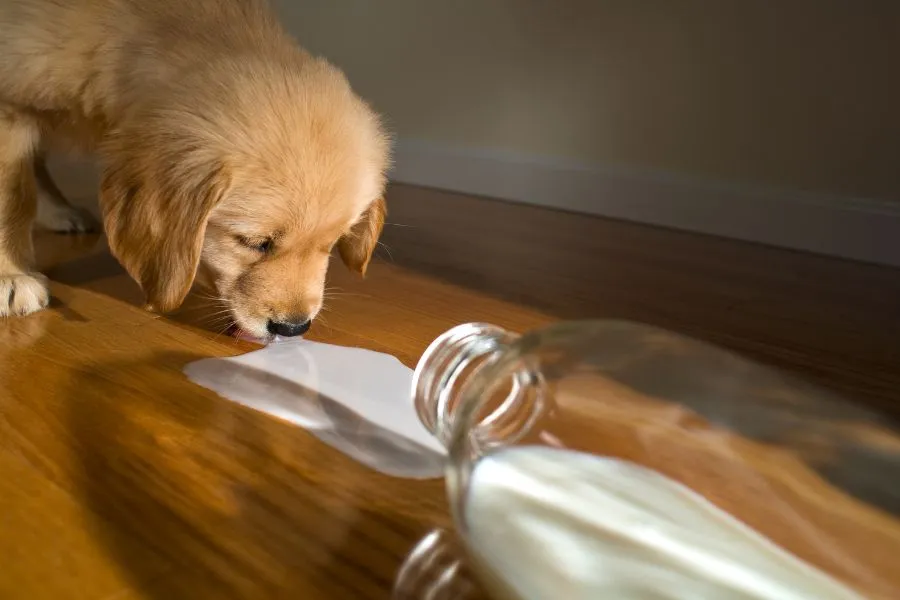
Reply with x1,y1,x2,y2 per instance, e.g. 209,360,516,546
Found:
470,367,546,451
412,323,546,451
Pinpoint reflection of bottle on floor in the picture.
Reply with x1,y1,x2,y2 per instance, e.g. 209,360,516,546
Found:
392,529,480,600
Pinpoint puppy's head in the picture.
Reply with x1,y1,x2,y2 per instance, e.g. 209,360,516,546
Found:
100,57,390,339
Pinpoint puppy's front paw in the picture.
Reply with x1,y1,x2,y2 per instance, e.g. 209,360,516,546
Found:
0,273,50,317
36,204,99,234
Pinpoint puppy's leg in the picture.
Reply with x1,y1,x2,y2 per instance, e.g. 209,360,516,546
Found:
34,153,98,233
0,110,50,317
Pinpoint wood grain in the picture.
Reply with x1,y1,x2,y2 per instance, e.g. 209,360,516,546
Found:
0,182,898,598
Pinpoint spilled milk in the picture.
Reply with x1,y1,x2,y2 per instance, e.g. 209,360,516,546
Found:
184,338,445,479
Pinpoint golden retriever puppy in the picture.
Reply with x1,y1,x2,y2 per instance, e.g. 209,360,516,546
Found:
0,0,390,339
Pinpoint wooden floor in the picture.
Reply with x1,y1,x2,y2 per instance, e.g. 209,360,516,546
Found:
1,182,899,599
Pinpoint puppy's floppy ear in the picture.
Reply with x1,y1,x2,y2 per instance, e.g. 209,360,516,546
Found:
100,159,230,313
338,196,386,276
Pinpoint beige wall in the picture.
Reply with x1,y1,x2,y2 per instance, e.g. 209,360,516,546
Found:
273,0,900,201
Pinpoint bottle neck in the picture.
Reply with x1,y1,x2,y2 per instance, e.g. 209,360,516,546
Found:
413,323,530,450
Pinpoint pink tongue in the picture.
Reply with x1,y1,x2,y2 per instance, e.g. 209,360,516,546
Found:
225,324,259,342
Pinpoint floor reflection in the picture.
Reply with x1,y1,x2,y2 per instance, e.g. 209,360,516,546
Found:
393,529,485,600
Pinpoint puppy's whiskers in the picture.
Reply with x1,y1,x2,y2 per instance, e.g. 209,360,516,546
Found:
323,291,372,301
210,321,237,343
314,309,335,333
376,241,394,262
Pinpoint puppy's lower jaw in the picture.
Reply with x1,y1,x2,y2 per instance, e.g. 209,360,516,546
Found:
228,310,270,341
226,323,272,343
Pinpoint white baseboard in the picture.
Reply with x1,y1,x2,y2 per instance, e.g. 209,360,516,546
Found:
392,139,900,268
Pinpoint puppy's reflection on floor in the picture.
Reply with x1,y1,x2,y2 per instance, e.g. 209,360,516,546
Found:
393,529,485,600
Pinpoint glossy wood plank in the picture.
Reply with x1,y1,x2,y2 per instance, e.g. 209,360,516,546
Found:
1,182,898,598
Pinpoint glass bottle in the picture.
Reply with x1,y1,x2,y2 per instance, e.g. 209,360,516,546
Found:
412,321,900,600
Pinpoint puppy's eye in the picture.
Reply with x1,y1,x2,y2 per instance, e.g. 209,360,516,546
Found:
239,236,274,253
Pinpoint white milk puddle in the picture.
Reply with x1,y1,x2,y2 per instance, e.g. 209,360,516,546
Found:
184,338,445,479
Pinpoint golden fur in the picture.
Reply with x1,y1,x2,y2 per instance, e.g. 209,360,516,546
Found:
0,0,390,338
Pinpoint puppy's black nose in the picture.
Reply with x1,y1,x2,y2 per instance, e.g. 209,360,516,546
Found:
267,318,311,337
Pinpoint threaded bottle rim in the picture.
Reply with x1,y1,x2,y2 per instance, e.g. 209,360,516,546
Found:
412,323,517,448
